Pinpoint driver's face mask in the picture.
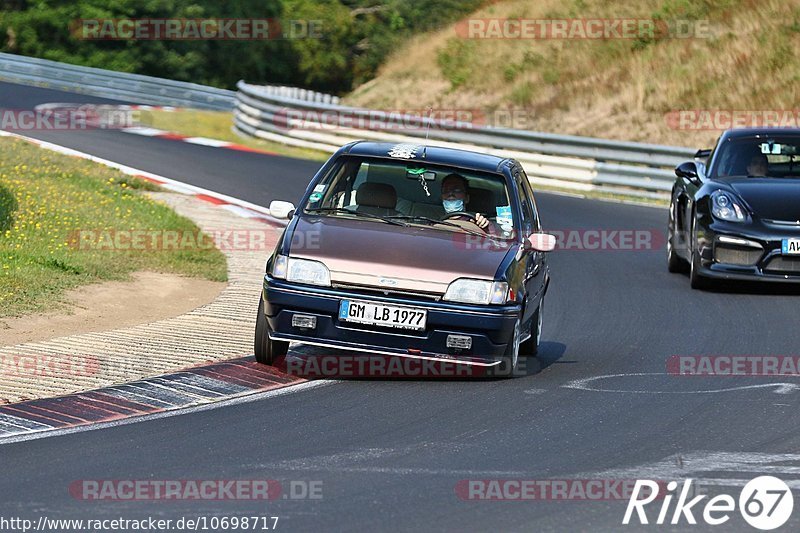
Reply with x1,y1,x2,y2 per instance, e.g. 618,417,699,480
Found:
443,199,464,213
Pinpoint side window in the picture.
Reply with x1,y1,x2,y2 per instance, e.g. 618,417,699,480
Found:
514,172,532,233
310,160,363,209
520,172,541,231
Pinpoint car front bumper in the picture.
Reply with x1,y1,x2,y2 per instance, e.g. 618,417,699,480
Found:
695,219,800,282
262,276,521,366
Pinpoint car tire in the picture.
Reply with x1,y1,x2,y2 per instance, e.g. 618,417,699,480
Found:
689,249,711,290
490,317,523,379
255,298,289,365
667,203,689,273
519,302,542,358
688,215,712,290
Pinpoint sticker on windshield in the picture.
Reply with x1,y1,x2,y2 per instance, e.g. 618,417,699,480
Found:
760,142,782,154
309,184,325,203
496,205,513,231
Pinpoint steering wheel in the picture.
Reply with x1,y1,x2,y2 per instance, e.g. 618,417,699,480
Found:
442,212,488,232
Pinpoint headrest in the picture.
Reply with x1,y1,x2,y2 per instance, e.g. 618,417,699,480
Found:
467,187,496,214
356,182,397,209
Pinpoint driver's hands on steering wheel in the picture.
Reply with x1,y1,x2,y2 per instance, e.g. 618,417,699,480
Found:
444,211,492,232
474,213,490,230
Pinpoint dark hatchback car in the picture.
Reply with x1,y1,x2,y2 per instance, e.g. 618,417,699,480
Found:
669,128,800,289
256,141,556,376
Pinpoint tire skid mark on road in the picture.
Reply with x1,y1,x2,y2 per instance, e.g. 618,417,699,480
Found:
577,451,800,490
0,357,302,441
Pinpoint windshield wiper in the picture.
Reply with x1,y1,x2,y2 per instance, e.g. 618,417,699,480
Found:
304,207,408,226
385,215,512,240
386,214,463,228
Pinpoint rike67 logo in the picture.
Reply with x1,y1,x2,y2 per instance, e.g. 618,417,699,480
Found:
624,476,794,530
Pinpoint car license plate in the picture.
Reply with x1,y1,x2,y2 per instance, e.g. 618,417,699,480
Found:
339,300,427,331
782,238,800,255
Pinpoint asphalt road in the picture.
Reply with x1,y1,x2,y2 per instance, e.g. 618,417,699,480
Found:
0,81,321,206
2,81,800,532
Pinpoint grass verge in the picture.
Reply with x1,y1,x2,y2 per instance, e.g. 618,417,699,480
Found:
0,137,227,318
142,109,329,162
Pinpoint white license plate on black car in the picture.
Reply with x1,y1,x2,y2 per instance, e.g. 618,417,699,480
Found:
782,238,800,255
339,300,427,331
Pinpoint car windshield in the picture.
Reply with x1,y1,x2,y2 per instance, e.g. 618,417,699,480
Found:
710,135,800,178
302,156,515,238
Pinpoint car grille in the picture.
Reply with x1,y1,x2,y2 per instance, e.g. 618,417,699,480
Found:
764,257,800,273
714,244,762,266
331,282,443,301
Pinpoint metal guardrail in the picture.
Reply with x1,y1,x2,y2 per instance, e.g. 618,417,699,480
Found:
235,81,696,199
0,53,235,110
0,53,691,199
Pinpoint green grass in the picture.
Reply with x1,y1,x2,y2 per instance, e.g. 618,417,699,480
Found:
141,109,329,162
0,138,227,318
436,38,478,90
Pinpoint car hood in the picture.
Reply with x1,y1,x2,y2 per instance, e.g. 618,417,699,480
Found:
721,178,800,222
288,216,515,294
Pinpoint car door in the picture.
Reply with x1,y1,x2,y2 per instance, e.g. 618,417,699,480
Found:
515,170,546,326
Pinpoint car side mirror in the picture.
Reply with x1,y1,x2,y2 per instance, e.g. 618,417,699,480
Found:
675,161,700,183
527,233,557,252
269,200,296,220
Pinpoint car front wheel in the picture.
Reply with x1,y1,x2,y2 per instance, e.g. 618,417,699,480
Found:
488,318,522,379
519,302,542,357
689,216,711,290
668,202,689,273
689,249,711,290
255,298,289,365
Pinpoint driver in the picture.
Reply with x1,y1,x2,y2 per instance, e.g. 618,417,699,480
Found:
440,173,491,231
746,153,769,176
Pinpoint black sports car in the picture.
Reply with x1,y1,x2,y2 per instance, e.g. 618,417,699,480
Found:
668,128,800,289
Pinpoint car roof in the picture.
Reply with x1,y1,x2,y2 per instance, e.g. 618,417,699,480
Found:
720,127,800,139
340,141,513,174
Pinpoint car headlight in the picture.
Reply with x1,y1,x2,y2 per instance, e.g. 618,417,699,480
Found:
286,257,331,286
443,279,509,305
710,190,746,222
